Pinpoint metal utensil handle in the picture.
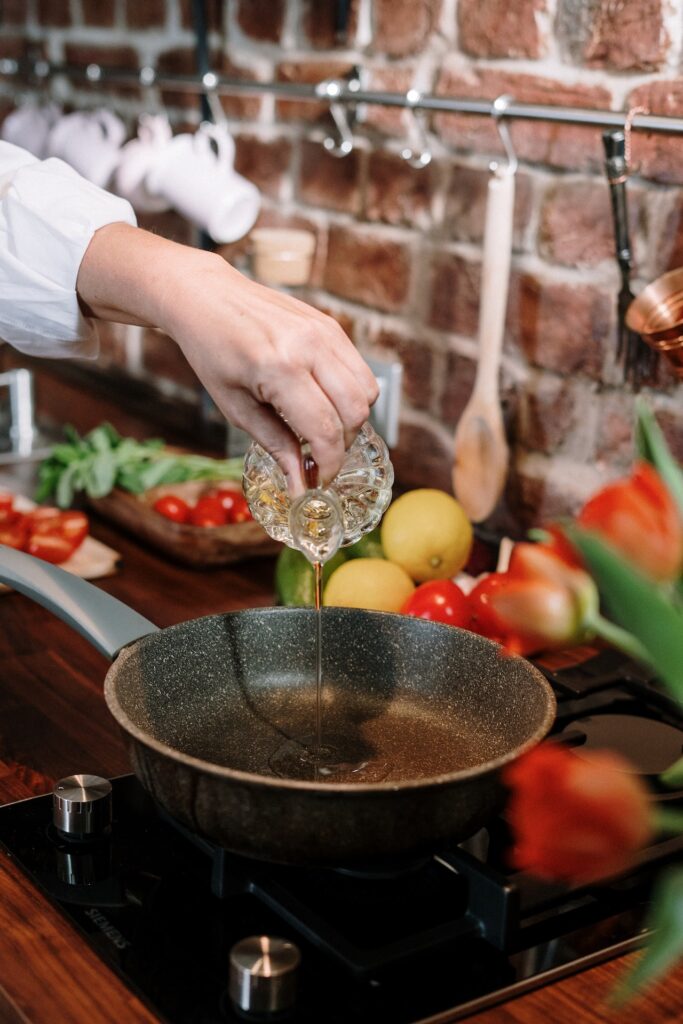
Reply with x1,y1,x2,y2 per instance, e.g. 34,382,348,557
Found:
0,545,158,660
602,130,632,272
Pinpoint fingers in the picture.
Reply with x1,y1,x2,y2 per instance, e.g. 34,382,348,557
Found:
219,388,306,496
312,356,371,451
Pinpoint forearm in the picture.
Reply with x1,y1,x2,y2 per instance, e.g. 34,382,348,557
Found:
76,221,217,329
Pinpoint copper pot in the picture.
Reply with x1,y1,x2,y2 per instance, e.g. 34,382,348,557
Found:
626,268,683,379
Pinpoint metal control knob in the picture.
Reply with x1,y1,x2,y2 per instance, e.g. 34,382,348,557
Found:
52,774,112,840
229,936,300,1017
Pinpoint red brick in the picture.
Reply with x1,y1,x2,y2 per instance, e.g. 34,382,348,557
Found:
0,35,26,60
445,164,535,252
390,419,453,490
627,80,683,185
539,179,631,268
507,272,611,377
369,329,433,410
234,136,292,199
1,0,28,25
594,392,636,467
37,0,70,26
439,349,478,424
219,55,263,120
124,0,167,28
510,460,591,526
458,0,546,59
178,0,222,30
557,0,669,72
142,329,200,391
518,376,586,456
64,44,140,97
428,253,481,337
236,0,285,43
301,0,338,49
324,227,412,312
365,151,435,229
362,65,419,137
298,140,362,213
434,66,612,173
371,0,441,58
82,0,116,26
157,45,221,109
276,59,354,122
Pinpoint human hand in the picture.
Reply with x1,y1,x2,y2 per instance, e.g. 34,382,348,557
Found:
77,224,379,492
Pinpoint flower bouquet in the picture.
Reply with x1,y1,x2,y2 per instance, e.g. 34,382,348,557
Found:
476,399,683,997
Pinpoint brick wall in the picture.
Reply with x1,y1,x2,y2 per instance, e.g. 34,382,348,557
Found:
1,0,683,530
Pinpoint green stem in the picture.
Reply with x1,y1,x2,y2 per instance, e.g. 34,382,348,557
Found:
653,808,683,835
585,611,655,667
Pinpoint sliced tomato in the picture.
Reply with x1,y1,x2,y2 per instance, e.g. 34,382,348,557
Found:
226,493,253,524
30,509,89,545
152,495,191,524
400,580,470,627
189,496,227,528
27,532,77,564
0,520,29,550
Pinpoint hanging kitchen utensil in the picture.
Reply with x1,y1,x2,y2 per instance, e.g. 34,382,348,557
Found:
602,115,658,388
452,96,516,523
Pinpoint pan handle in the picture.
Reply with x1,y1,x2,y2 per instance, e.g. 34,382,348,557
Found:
0,545,159,660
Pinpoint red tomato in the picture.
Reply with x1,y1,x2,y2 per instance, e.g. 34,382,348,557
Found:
26,506,61,524
206,487,240,517
0,520,28,550
153,494,191,524
189,496,227,528
401,580,470,627
467,574,509,642
27,532,77,564
56,511,89,547
0,493,14,512
226,493,253,524
0,493,19,526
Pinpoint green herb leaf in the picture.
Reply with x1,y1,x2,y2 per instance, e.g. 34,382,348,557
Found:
614,867,683,1001
565,526,683,704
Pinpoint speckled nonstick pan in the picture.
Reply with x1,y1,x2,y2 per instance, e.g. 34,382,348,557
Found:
0,546,555,866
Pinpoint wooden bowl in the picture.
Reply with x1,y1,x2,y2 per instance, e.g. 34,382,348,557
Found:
89,480,280,568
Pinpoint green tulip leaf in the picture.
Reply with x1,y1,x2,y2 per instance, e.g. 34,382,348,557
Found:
614,867,683,1002
660,754,683,789
565,527,683,704
635,398,683,519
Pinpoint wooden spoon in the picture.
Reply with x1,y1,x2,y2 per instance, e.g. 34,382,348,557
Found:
452,166,515,522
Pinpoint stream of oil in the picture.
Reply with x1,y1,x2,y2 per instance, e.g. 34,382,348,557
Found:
269,460,390,784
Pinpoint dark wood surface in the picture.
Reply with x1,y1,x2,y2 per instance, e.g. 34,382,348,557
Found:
0,371,681,1023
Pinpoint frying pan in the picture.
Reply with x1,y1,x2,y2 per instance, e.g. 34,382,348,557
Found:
0,546,555,866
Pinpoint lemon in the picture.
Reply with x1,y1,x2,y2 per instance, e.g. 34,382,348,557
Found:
381,488,473,582
275,547,347,606
345,526,384,560
323,558,414,612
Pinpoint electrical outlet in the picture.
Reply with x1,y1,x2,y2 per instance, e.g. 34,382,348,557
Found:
366,356,403,448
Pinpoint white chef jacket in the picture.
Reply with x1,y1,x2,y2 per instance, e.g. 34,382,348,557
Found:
0,141,136,359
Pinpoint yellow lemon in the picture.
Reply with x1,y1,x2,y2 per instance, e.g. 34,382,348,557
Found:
381,488,473,582
323,558,415,612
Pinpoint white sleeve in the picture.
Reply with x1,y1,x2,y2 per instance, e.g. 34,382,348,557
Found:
0,140,137,359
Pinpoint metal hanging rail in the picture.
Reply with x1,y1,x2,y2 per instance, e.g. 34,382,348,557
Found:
1,57,682,136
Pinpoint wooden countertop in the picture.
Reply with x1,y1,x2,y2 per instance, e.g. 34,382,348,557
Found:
0,371,681,1023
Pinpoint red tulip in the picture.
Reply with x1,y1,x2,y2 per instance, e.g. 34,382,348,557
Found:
504,744,653,884
578,461,683,582
470,544,599,656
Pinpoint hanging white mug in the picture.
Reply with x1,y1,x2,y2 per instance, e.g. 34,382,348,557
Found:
1,102,62,158
46,108,126,188
113,113,173,213
145,122,260,243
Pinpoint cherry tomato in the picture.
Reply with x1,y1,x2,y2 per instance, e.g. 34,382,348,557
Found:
206,487,240,517
226,493,253,524
400,579,470,627
0,520,28,550
189,496,227,528
153,494,191,524
467,574,509,642
27,532,77,564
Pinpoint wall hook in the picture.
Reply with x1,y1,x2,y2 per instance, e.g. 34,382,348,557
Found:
316,72,359,157
490,94,517,176
400,88,432,169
